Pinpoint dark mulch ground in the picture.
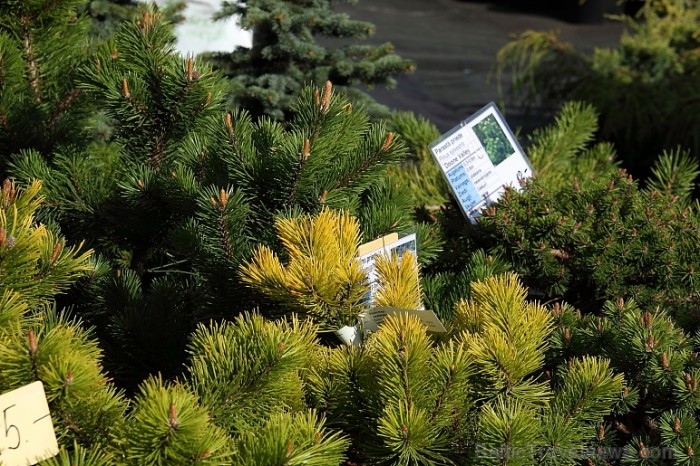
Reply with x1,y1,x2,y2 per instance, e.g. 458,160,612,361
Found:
335,0,626,134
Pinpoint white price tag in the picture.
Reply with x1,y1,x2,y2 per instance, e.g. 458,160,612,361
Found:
362,307,447,333
0,381,58,465
430,102,533,223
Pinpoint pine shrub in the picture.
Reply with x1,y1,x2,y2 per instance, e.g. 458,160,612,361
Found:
5,4,433,388
473,165,700,330
496,0,700,177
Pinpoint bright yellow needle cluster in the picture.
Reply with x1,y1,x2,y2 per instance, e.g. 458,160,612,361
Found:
454,273,554,399
373,250,421,310
240,208,369,330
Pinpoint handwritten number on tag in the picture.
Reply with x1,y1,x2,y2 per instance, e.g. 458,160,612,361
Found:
3,404,20,451
0,382,59,464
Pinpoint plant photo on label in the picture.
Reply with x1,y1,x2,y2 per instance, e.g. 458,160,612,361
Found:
473,114,515,166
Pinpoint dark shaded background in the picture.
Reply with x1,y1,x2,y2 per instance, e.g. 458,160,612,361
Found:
334,0,625,133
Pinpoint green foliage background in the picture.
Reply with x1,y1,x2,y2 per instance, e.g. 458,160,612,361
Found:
496,0,700,178
3,0,700,464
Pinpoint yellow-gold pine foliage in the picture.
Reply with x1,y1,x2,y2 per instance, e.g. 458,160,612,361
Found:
0,180,92,308
373,250,422,310
240,208,369,330
453,273,554,400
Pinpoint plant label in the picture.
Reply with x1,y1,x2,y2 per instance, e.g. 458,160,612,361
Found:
362,307,447,333
335,233,422,346
0,381,58,465
357,233,417,306
430,102,533,223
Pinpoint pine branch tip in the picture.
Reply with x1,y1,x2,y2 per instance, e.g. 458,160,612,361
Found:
186,57,194,82
28,330,37,355
122,79,130,99
381,132,394,152
320,81,332,111
202,92,212,108
302,139,310,160
168,402,179,429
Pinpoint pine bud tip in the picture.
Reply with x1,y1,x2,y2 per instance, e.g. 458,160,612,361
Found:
320,81,332,110
50,242,62,263
381,132,394,151
563,327,571,344
28,330,37,355
169,402,179,429
302,139,310,160
142,11,155,31
186,57,194,81
122,78,130,99
639,442,649,459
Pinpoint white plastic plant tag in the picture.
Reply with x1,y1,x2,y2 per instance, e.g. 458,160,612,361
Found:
430,102,533,223
0,381,58,465
362,307,447,333
334,325,362,346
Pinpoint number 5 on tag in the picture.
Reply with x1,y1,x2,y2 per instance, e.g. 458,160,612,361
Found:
0,381,58,465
